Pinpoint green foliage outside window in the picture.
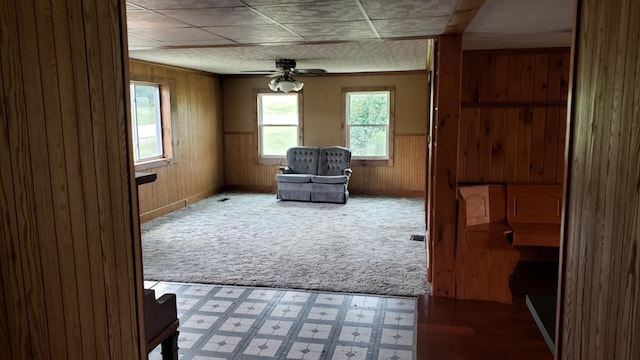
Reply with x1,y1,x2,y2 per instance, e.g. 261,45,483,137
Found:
347,92,390,158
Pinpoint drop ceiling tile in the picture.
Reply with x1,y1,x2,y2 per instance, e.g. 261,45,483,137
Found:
254,1,364,24
128,33,160,48
284,21,377,41
372,18,447,38
244,0,337,5
205,25,302,43
157,39,237,47
129,27,227,42
128,0,243,10
157,7,272,26
127,10,188,29
361,0,455,19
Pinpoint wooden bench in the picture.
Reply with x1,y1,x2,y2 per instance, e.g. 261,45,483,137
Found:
455,185,520,303
144,289,179,359
507,184,562,247
455,184,563,303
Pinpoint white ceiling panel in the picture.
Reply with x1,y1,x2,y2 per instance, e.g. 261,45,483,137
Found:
129,39,430,74
373,18,448,38
284,21,376,41
244,0,341,5
128,0,243,9
157,7,273,27
361,0,455,19
126,10,187,29
253,1,364,24
130,27,228,42
465,0,573,48
205,24,303,43
128,33,160,47
125,0,574,74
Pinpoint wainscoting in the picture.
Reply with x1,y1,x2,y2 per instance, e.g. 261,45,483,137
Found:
224,133,426,197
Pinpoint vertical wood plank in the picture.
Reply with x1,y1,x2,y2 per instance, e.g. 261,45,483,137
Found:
431,35,461,297
529,108,546,181
506,55,522,101
489,108,506,181
66,0,110,355
516,107,532,182
504,108,519,182
559,0,640,358
478,109,492,181
533,54,549,101
458,110,468,181
543,107,559,183
493,54,509,101
519,54,535,101
465,108,480,181
1,0,50,358
479,54,495,102
32,1,83,356
0,10,30,357
556,106,567,183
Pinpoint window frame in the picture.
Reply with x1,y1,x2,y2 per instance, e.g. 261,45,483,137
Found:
342,86,395,166
128,76,176,170
255,89,304,165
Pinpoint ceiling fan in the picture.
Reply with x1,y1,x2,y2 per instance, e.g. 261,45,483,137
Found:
247,59,327,93
249,59,327,76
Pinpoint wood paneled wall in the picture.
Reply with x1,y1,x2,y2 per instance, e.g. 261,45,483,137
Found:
559,0,640,358
459,48,570,183
129,61,225,222
224,133,426,196
0,0,143,358
429,35,462,297
350,135,426,196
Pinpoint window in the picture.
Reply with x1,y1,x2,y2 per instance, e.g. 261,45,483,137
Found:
344,87,395,163
129,81,172,167
257,92,302,160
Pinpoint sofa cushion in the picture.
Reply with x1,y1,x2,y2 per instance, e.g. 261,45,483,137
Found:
276,174,313,183
310,175,349,184
318,146,351,176
286,146,320,175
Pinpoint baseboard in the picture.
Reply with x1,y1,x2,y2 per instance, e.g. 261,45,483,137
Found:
140,200,186,223
223,184,276,193
186,190,218,205
350,189,425,198
140,189,219,223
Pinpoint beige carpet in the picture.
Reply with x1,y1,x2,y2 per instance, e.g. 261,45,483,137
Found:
141,192,429,296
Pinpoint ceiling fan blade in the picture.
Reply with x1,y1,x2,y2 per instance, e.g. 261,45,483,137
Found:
293,68,327,75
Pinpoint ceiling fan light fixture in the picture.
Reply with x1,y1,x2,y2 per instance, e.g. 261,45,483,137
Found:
269,75,303,93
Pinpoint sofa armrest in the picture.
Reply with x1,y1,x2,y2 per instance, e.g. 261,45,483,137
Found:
343,168,352,178
279,166,292,174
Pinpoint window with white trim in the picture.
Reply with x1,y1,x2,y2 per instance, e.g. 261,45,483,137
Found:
257,92,302,159
129,81,172,166
344,88,394,161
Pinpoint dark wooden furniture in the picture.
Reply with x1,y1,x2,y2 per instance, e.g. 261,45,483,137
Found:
456,185,520,303
507,184,562,247
135,171,179,358
456,184,563,303
144,289,179,359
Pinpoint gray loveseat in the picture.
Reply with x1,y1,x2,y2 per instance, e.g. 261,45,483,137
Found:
275,146,352,204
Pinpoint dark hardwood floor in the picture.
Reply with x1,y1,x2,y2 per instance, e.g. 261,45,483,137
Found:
416,296,553,360
417,261,558,359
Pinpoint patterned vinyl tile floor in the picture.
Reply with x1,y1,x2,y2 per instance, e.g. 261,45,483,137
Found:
146,281,417,360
